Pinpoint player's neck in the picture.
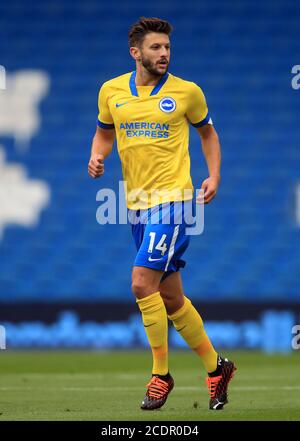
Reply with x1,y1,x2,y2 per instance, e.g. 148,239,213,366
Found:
135,68,163,87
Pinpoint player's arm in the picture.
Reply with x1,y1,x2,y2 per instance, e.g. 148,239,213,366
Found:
186,82,221,204
88,126,115,178
197,124,221,204
89,82,115,179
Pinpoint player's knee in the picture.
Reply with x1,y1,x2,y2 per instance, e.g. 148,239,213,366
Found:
159,289,171,302
131,276,158,299
160,292,184,315
131,279,149,298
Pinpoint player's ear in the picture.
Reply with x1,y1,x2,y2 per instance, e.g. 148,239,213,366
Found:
130,46,141,62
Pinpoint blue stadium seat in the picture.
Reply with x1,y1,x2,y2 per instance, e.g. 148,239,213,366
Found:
0,0,299,301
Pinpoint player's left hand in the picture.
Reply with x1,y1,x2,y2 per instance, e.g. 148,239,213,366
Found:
197,176,220,204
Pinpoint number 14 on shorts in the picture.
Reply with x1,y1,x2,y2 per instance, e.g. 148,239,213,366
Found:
148,232,168,256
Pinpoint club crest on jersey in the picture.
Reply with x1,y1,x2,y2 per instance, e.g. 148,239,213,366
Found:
159,97,176,113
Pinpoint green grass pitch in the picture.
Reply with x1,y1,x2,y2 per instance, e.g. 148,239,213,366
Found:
0,350,299,421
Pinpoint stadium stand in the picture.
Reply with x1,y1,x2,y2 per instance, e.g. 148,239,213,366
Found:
0,0,299,302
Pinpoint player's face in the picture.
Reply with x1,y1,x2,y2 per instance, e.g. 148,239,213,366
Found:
139,32,170,76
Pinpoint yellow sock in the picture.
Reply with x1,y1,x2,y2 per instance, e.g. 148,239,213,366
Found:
168,296,218,373
136,291,168,376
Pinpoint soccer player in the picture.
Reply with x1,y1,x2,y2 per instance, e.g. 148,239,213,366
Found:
88,17,236,411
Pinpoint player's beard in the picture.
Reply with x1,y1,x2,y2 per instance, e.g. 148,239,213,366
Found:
141,54,169,77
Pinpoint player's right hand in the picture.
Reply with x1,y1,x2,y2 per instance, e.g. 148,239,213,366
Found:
88,154,104,178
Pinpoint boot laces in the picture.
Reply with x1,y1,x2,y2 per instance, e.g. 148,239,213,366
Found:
146,377,169,399
206,375,222,399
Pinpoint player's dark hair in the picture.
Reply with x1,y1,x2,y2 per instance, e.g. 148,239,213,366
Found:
128,17,173,48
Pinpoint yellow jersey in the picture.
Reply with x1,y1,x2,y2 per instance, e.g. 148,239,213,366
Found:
97,71,211,209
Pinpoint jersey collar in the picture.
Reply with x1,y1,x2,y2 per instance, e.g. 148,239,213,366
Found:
129,70,169,97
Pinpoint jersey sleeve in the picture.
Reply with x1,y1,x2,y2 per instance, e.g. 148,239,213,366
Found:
186,83,212,127
97,83,115,129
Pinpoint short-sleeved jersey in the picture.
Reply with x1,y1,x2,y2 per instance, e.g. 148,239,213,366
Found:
97,71,212,209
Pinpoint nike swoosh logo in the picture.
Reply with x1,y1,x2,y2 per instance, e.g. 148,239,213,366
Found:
144,322,157,328
148,257,162,262
116,102,129,108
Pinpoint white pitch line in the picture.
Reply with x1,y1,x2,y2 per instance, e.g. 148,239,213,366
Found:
0,373,290,381
0,386,300,391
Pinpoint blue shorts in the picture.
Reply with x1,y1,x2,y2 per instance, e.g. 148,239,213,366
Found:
129,200,195,280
